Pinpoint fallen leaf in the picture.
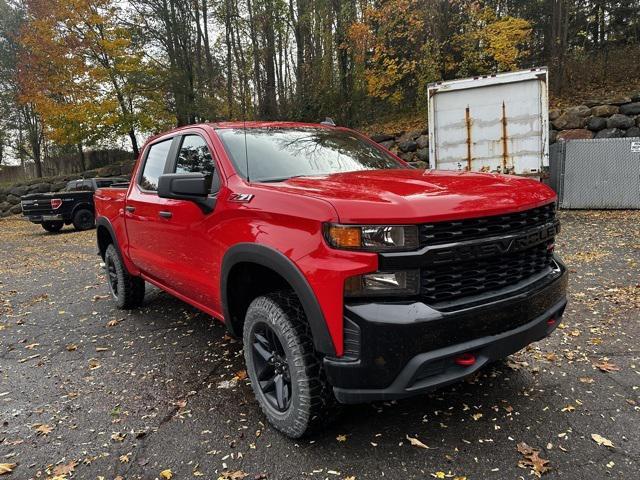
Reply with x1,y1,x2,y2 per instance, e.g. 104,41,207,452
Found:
472,413,483,421
336,434,347,442
406,435,429,449
33,423,53,435
106,319,120,327
66,344,78,352
594,360,620,373
160,469,173,479
53,461,77,476
591,434,614,448
517,442,551,477
25,343,39,350
111,432,125,442
0,463,17,475
579,377,594,384
234,370,248,380
561,404,575,412
119,454,130,463
218,471,247,480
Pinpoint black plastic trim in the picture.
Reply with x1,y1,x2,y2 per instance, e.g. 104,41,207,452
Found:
331,297,567,403
95,217,122,260
221,243,336,355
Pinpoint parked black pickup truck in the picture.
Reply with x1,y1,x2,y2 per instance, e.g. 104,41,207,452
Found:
21,177,127,232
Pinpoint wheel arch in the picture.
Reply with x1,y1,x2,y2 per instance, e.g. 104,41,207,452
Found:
221,243,336,356
71,201,94,218
96,217,120,260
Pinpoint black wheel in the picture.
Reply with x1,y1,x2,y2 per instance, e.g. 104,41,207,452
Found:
104,244,145,309
243,291,337,438
72,208,95,230
41,221,63,233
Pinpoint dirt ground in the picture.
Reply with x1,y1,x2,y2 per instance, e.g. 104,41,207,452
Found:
0,210,638,480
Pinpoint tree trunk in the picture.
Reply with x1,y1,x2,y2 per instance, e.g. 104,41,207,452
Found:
77,143,86,171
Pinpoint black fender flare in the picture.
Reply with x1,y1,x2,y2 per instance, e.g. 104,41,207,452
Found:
71,201,94,219
221,243,337,356
95,216,121,260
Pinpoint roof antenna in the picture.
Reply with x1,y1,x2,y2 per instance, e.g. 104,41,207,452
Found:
242,91,250,182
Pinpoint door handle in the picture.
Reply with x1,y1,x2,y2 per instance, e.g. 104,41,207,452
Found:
158,211,172,219
125,206,135,213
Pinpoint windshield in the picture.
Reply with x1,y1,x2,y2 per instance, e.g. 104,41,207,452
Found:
217,127,407,182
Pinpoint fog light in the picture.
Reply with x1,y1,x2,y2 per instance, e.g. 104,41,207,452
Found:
344,270,420,297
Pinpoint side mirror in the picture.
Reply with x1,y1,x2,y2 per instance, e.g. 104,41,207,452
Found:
158,173,216,212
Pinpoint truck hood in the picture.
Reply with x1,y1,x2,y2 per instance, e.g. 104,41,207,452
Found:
269,169,556,223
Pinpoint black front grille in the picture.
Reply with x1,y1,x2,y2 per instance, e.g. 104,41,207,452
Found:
419,203,557,305
419,203,556,246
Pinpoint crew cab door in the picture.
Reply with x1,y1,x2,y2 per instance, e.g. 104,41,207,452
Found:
125,131,222,309
125,136,179,285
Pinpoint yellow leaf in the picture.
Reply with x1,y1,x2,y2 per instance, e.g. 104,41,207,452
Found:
0,463,17,475
406,434,429,449
160,469,173,479
591,434,614,448
336,434,347,442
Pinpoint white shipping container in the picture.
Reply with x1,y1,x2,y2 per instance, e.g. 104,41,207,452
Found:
428,68,549,176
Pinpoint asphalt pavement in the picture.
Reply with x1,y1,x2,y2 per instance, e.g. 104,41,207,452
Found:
0,211,638,479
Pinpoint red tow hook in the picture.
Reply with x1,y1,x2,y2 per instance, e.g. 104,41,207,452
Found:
547,317,556,326
454,352,476,367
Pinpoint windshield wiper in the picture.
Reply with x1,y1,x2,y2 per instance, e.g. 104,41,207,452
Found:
257,174,317,183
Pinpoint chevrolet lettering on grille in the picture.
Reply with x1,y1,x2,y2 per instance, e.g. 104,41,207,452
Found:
425,220,560,265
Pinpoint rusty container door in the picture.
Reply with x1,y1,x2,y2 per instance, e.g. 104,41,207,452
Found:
428,68,549,176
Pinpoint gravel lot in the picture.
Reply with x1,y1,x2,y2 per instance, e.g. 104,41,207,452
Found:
1,211,638,480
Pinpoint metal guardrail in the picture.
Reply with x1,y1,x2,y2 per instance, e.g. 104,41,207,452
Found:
548,137,640,209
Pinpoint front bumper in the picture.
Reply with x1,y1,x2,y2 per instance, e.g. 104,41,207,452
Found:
324,258,568,404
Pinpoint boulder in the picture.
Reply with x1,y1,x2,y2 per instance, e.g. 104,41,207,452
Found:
590,105,618,117
379,140,395,150
97,164,122,177
0,192,6,203
9,204,22,214
412,161,428,170
625,126,640,138
548,108,562,121
119,163,135,175
398,152,413,162
552,112,585,130
416,134,429,149
566,105,591,117
32,183,52,193
406,130,422,141
9,185,29,197
603,96,632,106
416,148,429,161
6,194,21,205
595,128,625,139
631,92,640,102
0,201,12,212
398,140,418,153
619,102,640,116
370,133,395,143
51,182,67,192
584,99,603,107
557,129,593,141
586,116,607,131
607,114,634,129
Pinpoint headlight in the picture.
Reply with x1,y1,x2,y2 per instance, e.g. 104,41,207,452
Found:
324,224,419,251
345,270,420,297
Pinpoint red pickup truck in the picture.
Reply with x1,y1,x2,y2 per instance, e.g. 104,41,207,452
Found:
94,122,567,438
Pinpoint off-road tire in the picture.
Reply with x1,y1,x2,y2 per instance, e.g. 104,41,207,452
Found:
104,244,145,309
243,291,338,438
72,208,95,231
41,221,63,233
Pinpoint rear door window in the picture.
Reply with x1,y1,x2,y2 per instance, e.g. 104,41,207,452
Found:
140,139,173,191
